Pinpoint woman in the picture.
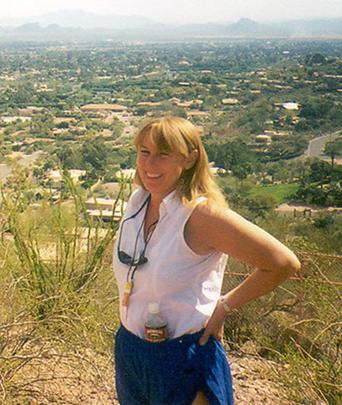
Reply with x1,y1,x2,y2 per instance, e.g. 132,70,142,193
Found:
113,116,301,405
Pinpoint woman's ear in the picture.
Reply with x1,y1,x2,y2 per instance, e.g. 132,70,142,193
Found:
184,149,199,169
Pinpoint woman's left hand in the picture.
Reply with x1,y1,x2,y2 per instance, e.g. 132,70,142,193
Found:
199,301,226,345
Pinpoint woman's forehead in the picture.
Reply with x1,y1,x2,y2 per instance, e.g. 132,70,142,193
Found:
138,134,160,147
138,132,172,152
136,126,190,155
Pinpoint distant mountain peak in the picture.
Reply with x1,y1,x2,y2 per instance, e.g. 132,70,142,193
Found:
0,12,341,40
237,17,258,24
0,9,158,29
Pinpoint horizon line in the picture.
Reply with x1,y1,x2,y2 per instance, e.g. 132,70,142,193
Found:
1,9,342,26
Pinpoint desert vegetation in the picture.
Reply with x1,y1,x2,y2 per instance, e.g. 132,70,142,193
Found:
0,171,341,404
0,37,341,404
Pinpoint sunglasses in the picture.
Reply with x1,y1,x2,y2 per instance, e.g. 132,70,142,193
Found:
118,250,148,266
117,195,151,268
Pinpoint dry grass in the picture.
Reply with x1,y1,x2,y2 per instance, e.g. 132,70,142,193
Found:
1,172,341,404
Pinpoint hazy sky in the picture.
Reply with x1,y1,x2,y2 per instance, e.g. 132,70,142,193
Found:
4,0,342,24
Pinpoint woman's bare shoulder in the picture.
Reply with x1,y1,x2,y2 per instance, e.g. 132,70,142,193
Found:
190,202,232,228
189,202,300,272
185,203,228,255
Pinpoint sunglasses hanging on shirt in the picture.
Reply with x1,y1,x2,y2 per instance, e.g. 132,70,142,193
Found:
117,194,158,307
117,194,150,266
118,250,148,266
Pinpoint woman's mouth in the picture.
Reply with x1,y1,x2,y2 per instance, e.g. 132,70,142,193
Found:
146,172,163,179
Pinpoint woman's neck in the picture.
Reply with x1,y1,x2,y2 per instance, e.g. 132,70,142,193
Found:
149,188,176,209
149,196,162,213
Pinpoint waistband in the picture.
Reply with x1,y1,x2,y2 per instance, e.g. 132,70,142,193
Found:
117,324,204,351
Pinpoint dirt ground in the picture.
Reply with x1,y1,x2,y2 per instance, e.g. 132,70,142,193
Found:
6,344,297,405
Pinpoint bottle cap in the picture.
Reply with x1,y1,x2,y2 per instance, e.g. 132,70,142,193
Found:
148,302,160,314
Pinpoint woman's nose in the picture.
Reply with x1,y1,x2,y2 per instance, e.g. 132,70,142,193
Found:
145,154,159,167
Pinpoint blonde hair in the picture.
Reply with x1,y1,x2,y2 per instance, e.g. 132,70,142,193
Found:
133,116,228,210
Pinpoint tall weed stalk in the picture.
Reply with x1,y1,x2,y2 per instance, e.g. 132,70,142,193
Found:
2,171,129,321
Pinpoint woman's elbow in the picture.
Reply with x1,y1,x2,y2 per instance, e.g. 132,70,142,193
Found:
278,252,301,278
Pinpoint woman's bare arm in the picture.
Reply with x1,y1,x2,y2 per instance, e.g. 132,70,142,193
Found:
188,205,301,345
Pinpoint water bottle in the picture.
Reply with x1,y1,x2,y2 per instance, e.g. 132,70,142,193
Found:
144,302,168,342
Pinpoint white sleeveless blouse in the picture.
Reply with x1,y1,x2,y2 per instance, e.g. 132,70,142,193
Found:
112,187,228,339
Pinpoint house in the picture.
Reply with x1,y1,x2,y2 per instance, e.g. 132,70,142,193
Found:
1,116,31,124
85,198,127,222
116,98,133,103
255,134,272,144
23,138,54,145
222,98,239,105
187,111,210,120
99,182,121,195
270,131,291,139
274,85,293,90
18,106,45,115
136,102,162,107
86,197,119,211
250,89,261,94
178,60,190,66
282,102,300,111
169,98,203,108
175,101,193,108
80,104,128,113
45,169,86,187
210,166,227,176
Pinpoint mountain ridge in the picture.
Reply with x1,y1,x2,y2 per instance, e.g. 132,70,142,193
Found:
0,11,341,41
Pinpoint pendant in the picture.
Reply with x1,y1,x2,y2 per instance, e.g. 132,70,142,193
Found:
122,280,133,307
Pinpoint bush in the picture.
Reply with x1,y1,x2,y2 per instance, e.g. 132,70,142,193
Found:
0,172,129,401
223,252,342,404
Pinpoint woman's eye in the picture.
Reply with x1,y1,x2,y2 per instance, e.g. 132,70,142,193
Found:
160,153,169,157
140,150,149,155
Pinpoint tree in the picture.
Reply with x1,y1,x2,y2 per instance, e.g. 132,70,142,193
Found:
29,113,54,137
12,82,35,104
56,121,70,129
305,53,327,65
231,162,252,182
81,138,109,174
324,139,342,167
308,160,332,184
300,97,333,120
56,145,82,170
246,194,277,219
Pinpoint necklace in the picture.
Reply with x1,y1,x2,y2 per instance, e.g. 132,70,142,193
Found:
122,197,158,308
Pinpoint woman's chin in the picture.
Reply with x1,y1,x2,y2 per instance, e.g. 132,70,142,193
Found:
142,177,163,190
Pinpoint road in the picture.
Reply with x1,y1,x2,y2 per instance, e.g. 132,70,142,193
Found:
303,130,341,159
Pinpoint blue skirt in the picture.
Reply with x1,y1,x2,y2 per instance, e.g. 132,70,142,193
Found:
114,325,234,405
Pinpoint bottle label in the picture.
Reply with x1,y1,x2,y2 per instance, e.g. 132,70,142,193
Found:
144,326,167,343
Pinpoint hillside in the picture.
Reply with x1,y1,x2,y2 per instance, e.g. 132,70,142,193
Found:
0,36,341,403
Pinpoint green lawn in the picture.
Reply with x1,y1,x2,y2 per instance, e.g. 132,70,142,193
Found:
249,183,299,205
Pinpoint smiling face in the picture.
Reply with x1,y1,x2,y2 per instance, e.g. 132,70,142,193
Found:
136,134,190,201
133,116,203,204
